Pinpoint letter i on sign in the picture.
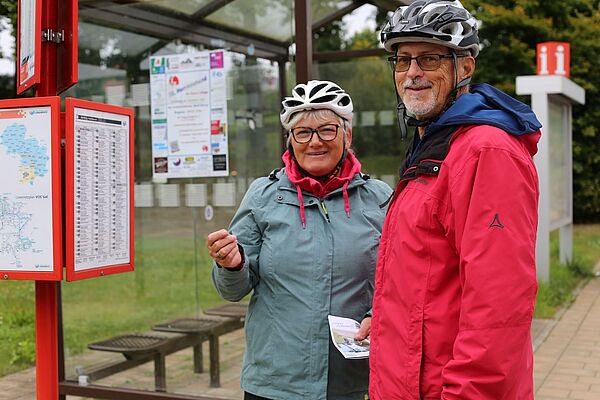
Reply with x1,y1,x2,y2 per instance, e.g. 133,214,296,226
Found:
555,45,566,75
538,46,549,75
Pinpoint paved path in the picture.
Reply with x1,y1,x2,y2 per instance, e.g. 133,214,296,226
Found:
534,275,600,399
1,275,600,399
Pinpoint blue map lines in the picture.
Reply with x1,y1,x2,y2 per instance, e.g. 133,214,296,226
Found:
0,195,35,268
0,123,49,185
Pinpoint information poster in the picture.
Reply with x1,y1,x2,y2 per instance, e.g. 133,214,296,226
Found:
65,98,134,281
0,97,62,281
17,0,41,94
149,50,229,178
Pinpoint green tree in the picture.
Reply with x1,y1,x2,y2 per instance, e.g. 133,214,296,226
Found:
463,0,600,221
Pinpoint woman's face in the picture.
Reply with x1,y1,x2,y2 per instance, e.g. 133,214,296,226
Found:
290,114,352,177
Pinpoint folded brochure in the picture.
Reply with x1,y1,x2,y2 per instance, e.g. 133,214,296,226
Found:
328,315,369,359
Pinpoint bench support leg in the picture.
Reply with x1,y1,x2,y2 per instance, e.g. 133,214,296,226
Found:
193,342,204,373
209,335,220,388
154,353,167,392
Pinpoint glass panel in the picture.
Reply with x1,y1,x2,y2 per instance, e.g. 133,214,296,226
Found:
312,0,353,22
205,0,294,42
79,22,160,58
315,57,408,186
136,0,215,16
59,18,284,396
549,100,571,225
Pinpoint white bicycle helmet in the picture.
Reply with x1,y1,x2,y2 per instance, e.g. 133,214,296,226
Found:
381,0,479,57
280,80,353,130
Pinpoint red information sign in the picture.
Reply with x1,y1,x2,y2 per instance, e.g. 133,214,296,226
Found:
537,42,570,77
16,0,42,94
0,96,62,281
65,98,135,281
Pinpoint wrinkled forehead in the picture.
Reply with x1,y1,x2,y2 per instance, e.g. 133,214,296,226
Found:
395,42,451,55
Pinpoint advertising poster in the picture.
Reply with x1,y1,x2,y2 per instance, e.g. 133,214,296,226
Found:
65,99,134,281
149,50,229,178
0,97,62,280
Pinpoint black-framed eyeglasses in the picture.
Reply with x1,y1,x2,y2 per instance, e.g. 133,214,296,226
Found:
387,54,465,72
290,124,340,144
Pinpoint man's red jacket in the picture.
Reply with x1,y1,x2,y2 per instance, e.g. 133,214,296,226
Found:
370,84,542,400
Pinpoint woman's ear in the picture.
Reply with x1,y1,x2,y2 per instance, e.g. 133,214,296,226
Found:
345,126,353,150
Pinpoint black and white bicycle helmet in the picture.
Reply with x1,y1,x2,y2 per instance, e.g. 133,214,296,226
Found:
280,80,353,130
380,0,479,57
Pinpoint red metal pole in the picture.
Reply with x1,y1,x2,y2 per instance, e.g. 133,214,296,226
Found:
35,0,59,397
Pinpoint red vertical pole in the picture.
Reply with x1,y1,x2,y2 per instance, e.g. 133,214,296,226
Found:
35,0,59,398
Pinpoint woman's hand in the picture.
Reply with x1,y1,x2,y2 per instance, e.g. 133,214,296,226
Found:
354,317,371,341
207,229,243,269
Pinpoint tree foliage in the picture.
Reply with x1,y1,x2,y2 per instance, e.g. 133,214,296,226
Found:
463,0,600,221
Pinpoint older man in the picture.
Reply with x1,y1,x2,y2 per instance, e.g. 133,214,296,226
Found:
368,1,542,399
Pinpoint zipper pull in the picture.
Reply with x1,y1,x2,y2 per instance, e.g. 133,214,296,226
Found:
321,200,331,223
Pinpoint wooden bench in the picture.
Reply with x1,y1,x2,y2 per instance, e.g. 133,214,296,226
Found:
84,308,246,392
152,316,244,387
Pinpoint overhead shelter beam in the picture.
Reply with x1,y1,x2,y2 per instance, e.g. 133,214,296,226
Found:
191,0,237,20
312,1,367,33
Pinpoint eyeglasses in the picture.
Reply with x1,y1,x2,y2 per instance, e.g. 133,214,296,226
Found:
290,124,340,144
387,54,465,72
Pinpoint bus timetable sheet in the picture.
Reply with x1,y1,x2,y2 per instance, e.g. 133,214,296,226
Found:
73,107,131,271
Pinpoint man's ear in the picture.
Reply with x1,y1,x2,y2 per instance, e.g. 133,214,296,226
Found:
460,56,476,82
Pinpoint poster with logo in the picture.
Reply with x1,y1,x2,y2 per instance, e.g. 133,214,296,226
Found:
149,50,228,178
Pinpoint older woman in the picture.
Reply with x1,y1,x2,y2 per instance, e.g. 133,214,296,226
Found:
207,80,392,400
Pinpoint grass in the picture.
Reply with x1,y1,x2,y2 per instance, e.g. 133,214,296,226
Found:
0,236,223,377
1,225,600,377
534,225,600,318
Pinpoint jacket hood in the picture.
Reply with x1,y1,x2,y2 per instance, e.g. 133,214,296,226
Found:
427,83,542,155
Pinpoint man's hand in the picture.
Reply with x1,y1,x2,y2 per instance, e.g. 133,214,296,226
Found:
355,317,371,341
207,229,243,269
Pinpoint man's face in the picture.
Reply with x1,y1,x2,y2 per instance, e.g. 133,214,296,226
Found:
394,43,471,120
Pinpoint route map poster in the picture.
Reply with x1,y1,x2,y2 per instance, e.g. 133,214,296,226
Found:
149,50,229,178
0,97,62,280
65,99,134,281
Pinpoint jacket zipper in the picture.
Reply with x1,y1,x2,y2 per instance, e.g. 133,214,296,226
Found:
320,200,331,223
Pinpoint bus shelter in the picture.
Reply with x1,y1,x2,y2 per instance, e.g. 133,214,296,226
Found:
18,0,412,399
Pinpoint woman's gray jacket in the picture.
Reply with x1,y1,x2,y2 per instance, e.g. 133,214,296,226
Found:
212,168,392,400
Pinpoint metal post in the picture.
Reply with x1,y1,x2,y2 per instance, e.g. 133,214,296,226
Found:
35,0,60,398
531,93,550,282
278,58,288,152
294,0,312,83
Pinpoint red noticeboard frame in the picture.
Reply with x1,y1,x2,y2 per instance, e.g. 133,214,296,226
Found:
16,0,42,94
64,98,135,282
0,96,62,281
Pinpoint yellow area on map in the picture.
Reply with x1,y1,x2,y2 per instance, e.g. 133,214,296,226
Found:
19,165,36,185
